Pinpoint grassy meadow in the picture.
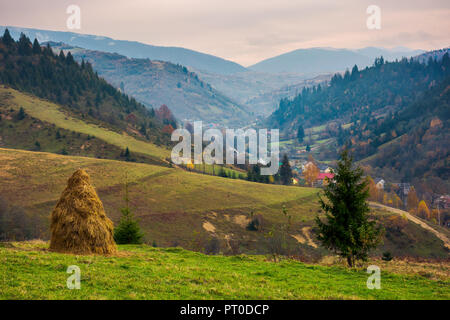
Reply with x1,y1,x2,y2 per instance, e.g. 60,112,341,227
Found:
0,241,448,300
0,86,170,160
0,147,322,252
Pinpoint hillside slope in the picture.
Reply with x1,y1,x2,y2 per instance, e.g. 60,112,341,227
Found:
0,148,448,259
1,26,247,75
0,30,171,162
0,86,170,162
49,43,250,126
1,242,448,300
267,53,450,193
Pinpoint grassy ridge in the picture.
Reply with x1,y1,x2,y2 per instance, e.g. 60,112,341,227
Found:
0,242,448,300
0,148,320,251
1,86,169,159
1,147,448,258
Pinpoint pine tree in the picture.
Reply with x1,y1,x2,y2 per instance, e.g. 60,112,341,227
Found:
124,147,130,161
297,125,305,143
32,39,41,54
16,107,26,120
17,33,32,55
2,28,14,46
279,154,292,185
315,150,383,267
114,178,144,244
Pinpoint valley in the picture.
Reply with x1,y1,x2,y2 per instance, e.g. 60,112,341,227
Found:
0,22,448,303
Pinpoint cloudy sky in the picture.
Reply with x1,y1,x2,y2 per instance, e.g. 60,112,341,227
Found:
1,0,449,66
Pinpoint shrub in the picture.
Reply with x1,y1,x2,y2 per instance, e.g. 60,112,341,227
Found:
382,251,393,261
205,237,221,255
246,215,262,231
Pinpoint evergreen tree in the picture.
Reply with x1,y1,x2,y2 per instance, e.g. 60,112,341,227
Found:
17,33,32,55
2,28,14,46
297,125,305,143
315,150,383,267
32,38,41,54
279,154,292,185
16,107,26,120
114,179,144,244
124,147,130,161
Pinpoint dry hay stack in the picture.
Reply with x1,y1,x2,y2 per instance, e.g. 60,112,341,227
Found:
49,169,117,255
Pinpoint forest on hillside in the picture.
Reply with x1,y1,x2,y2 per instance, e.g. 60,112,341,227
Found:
0,30,173,145
269,54,450,196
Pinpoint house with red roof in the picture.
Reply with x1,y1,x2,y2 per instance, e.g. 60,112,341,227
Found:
317,172,335,186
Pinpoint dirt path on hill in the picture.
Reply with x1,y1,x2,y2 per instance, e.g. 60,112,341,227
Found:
369,202,450,250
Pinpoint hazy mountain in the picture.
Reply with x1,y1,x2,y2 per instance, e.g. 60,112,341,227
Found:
194,70,315,116
0,26,247,75
249,47,424,74
48,42,250,126
414,47,450,63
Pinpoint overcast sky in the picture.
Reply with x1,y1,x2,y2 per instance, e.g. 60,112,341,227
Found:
1,0,449,66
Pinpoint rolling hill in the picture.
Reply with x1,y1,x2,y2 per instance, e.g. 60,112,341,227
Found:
0,86,170,163
0,26,247,75
48,42,250,126
0,148,448,259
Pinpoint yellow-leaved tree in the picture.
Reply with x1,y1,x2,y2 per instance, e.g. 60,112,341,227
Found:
417,200,430,220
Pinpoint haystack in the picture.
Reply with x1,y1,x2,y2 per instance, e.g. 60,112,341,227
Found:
49,169,117,255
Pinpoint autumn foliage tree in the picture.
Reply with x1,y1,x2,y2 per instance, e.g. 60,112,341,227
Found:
407,187,419,214
304,161,319,187
366,176,379,201
417,200,431,220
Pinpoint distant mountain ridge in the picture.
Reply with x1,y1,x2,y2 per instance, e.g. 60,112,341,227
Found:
46,42,250,126
414,47,450,63
249,47,424,74
0,26,247,75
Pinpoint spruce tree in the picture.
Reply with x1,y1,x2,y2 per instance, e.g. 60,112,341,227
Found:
114,179,144,244
297,125,305,143
279,154,292,185
315,150,383,267
2,28,14,46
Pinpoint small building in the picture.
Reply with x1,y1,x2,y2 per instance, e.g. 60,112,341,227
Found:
317,172,335,186
375,178,385,190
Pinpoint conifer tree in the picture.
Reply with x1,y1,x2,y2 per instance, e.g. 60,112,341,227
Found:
279,154,292,185
114,178,144,244
315,150,382,267
297,125,305,143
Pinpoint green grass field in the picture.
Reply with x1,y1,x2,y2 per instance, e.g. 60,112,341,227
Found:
0,86,169,159
1,241,448,300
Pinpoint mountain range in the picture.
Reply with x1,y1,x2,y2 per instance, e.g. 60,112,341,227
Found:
0,26,246,75
249,47,425,74
47,42,249,126
0,26,427,122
